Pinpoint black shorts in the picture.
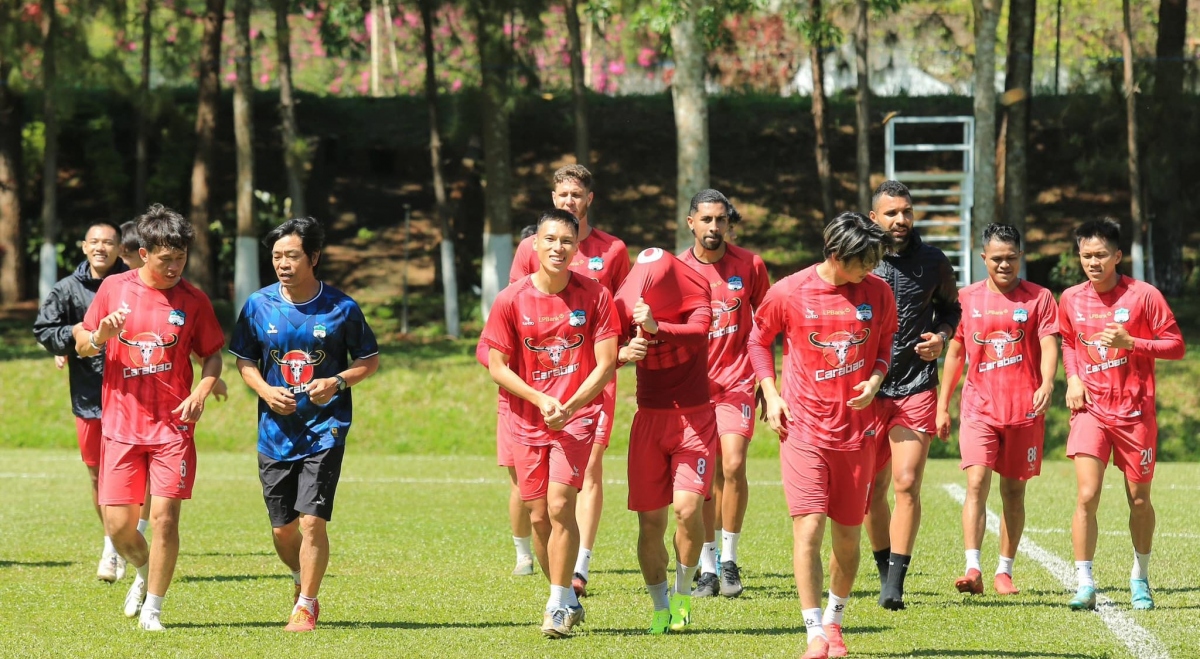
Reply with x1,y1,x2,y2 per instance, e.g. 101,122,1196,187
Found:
258,445,345,527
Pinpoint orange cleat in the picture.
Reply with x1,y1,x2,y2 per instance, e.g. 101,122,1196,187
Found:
801,637,830,659
824,624,848,657
284,600,319,632
993,573,1020,595
572,572,588,598
955,568,984,595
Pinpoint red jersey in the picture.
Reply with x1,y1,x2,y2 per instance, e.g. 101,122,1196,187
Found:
510,225,631,293
82,270,224,445
614,248,712,409
1059,276,1184,426
955,280,1059,426
479,274,619,446
748,266,897,450
679,244,770,395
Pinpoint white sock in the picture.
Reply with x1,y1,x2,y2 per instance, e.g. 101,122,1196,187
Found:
822,591,848,626
803,607,827,642
675,562,698,596
648,581,670,610
699,542,718,575
721,529,741,564
297,594,317,614
965,549,982,573
574,548,593,580
291,570,302,586
135,562,149,582
136,519,149,535
996,555,1014,576
563,583,580,608
514,536,533,562
1076,560,1095,588
142,593,164,616
1132,551,1151,580
103,536,116,554
547,584,568,611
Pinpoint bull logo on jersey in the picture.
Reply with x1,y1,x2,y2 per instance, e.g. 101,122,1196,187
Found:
809,329,870,367
118,331,178,367
525,334,585,369
1078,333,1127,372
710,298,743,332
271,349,326,389
973,330,1024,361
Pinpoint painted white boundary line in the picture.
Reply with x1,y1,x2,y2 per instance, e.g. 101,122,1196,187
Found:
1023,527,1200,540
942,483,1169,659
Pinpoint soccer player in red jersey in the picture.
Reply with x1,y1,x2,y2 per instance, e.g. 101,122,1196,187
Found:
748,213,896,659
509,165,630,595
678,189,769,598
1058,218,1184,612
74,205,225,631
613,247,714,634
481,209,619,638
934,223,1059,596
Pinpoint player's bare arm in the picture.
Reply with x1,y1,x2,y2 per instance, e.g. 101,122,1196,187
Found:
305,355,380,406
487,348,565,421
192,351,229,401
1032,334,1059,416
848,369,887,410
172,351,223,423
757,377,792,434
935,338,966,440
553,337,617,431
75,308,127,357
237,358,298,415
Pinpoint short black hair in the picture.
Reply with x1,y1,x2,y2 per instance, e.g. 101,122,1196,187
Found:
84,221,121,241
1074,217,1121,251
982,223,1022,249
520,224,538,240
688,188,734,217
136,204,194,253
872,180,913,208
264,217,325,268
537,208,579,236
119,220,141,252
823,211,894,271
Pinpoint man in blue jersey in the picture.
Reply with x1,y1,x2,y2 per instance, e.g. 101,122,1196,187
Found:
230,217,380,632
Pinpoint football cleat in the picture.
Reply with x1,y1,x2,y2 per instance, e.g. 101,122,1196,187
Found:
512,556,534,577
719,561,744,598
955,568,984,595
801,636,830,659
1069,585,1097,611
993,573,1020,595
693,572,719,598
668,593,692,631
284,600,319,632
1130,578,1154,610
824,623,848,657
647,609,671,635
571,572,588,598
123,576,147,618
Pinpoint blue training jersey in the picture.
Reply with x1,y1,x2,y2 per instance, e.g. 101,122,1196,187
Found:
230,282,379,461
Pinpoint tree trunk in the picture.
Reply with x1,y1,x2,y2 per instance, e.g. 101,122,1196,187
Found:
1149,0,1186,294
809,0,834,221
421,0,460,338
383,0,401,89
670,5,709,252
274,0,305,217
369,0,381,98
135,0,153,210
186,0,225,295
38,0,59,303
1121,0,1145,281
565,0,589,168
475,0,514,320
233,0,258,312
0,60,24,304
854,0,871,213
972,0,999,282
1003,0,1035,254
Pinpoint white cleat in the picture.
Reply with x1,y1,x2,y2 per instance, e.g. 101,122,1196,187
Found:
124,577,147,618
512,556,535,576
97,551,124,583
138,611,164,631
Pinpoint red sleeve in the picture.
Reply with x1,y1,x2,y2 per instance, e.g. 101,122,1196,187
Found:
480,291,517,357
593,287,619,344
1037,288,1060,339
190,292,225,358
509,237,535,284
82,277,111,332
1132,287,1185,360
748,283,786,382
1059,291,1079,378
874,286,898,375
653,303,711,347
610,242,632,291
953,289,967,342
750,254,770,312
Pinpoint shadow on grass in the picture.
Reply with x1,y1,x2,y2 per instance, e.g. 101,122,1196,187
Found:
168,620,526,630
857,652,1095,658
176,573,334,583
0,560,74,568
585,625,889,637
181,550,275,558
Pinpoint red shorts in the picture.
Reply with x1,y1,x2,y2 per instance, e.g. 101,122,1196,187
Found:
98,436,197,505
1067,410,1158,483
495,395,515,468
593,378,617,448
959,416,1044,480
627,405,718,512
712,384,755,440
781,438,876,526
76,417,103,467
511,436,592,500
875,390,938,473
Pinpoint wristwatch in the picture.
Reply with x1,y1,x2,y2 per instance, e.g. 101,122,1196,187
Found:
334,374,347,392
89,331,103,351
937,331,950,345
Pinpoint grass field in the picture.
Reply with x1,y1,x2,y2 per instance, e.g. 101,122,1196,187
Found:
3,450,1200,658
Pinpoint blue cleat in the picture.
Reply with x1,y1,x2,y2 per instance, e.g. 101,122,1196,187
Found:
1130,578,1154,610
1069,585,1097,611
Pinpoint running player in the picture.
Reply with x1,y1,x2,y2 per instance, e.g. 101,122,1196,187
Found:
613,247,714,634
33,221,129,581
74,205,225,631
749,212,896,659
118,219,155,539
859,180,961,610
480,209,619,637
230,217,380,632
934,223,1059,596
678,189,769,598
509,164,630,596
1059,218,1184,611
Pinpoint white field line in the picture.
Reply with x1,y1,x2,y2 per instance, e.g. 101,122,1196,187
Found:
1024,527,1200,540
942,483,1169,659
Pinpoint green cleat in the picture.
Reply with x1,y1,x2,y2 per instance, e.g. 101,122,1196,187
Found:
669,593,692,631
648,609,671,635
1069,585,1097,611
1130,579,1154,610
